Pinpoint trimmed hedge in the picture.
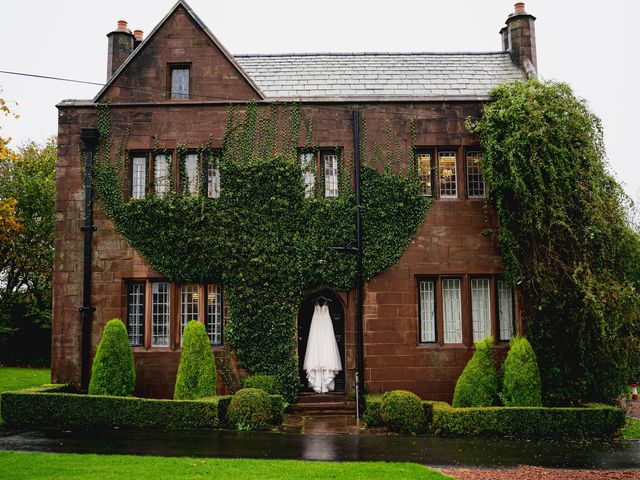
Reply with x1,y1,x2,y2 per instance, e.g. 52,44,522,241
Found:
88,319,135,397
363,394,384,427
174,320,217,400
500,336,543,406
428,401,625,439
0,385,287,431
381,390,426,434
243,374,281,395
452,336,499,407
227,388,273,431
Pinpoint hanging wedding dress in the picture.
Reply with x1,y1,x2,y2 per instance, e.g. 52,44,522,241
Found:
303,302,343,393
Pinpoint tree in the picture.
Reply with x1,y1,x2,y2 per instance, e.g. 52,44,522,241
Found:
88,319,136,396
452,336,499,407
469,80,640,405
174,320,217,399
500,337,543,407
0,133,56,362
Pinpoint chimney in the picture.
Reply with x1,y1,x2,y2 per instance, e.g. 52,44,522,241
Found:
106,20,135,80
133,29,144,49
501,3,537,77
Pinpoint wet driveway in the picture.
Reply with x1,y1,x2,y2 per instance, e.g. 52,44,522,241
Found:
1,423,639,469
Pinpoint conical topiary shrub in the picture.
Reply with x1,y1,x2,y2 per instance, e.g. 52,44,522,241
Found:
500,336,543,406
174,320,217,400
452,336,498,407
88,318,135,396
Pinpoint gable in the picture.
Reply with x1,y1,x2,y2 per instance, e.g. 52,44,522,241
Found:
96,2,263,103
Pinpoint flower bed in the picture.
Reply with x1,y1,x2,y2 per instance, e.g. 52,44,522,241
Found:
0,384,286,430
364,394,625,439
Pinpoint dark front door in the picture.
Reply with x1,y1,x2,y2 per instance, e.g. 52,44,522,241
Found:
298,290,345,392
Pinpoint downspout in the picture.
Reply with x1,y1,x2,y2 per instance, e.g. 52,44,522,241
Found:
353,110,366,409
79,127,99,391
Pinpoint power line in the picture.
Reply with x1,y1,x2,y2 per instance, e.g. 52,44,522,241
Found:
0,69,482,121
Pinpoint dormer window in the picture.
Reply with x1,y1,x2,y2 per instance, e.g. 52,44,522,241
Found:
170,66,190,99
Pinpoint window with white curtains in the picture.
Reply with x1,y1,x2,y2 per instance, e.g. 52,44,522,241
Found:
207,157,220,199
206,284,223,346
180,284,199,337
151,282,170,347
471,278,491,342
171,67,189,99
498,281,514,340
419,279,436,343
442,278,462,343
323,153,339,198
131,156,146,199
154,154,170,197
300,152,316,198
185,153,199,195
127,282,145,347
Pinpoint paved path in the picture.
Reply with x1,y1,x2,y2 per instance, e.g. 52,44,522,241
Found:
1,420,639,469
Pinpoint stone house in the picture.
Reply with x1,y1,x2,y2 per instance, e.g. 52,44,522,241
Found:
52,0,537,402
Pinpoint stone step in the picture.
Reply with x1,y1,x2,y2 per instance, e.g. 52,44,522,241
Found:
297,392,347,404
287,401,356,415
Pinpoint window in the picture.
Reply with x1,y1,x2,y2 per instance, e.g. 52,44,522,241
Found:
207,156,220,199
438,151,457,198
418,279,436,343
206,284,223,345
471,278,491,342
151,282,170,347
154,154,170,197
185,153,199,195
323,152,339,198
131,156,147,199
416,151,434,197
126,282,145,347
180,284,199,338
466,151,485,198
497,281,514,340
171,67,189,99
442,278,462,343
300,152,316,198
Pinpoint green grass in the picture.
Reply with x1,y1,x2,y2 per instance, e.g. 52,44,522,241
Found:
0,451,452,479
0,366,50,424
622,417,640,439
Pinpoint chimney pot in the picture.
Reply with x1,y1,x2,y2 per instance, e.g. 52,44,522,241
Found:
134,30,143,41
514,2,526,14
117,20,128,30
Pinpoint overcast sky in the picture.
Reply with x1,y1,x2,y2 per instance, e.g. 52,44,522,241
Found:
1,0,638,197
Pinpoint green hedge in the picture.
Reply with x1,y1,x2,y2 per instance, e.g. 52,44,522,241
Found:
364,394,433,429
243,374,281,395
0,385,286,430
381,390,426,434
428,401,625,439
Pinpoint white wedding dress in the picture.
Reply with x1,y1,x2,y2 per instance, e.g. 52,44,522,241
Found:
303,303,343,393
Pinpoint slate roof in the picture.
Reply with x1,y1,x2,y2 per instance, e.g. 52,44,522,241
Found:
234,52,524,100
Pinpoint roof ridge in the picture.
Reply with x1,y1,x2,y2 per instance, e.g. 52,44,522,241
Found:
234,51,510,58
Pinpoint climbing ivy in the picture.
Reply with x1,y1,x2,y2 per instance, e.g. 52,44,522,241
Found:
92,102,430,401
469,80,640,405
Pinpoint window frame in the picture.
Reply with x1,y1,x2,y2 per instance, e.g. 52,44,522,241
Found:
205,283,224,347
183,151,200,196
417,276,437,344
496,279,515,342
129,152,149,200
470,277,491,343
151,280,171,348
153,152,171,197
321,148,340,198
179,283,200,339
298,148,317,198
437,149,458,199
465,148,485,199
168,64,191,100
414,148,435,197
441,277,463,344
125,280,146,347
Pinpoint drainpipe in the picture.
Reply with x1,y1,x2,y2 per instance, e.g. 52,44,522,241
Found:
353,109,366,410
79,127,99,391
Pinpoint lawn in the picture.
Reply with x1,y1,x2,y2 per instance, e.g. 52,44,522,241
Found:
622,417,640,439
0,366,50,424
0,451,451,480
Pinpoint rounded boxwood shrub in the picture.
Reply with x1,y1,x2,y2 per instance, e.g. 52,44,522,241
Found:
452,336,499,407
500,336,543,406
243,374,281,395
88,318,135,396
227,388,273,431
380,390,425,434
174,320,217,400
